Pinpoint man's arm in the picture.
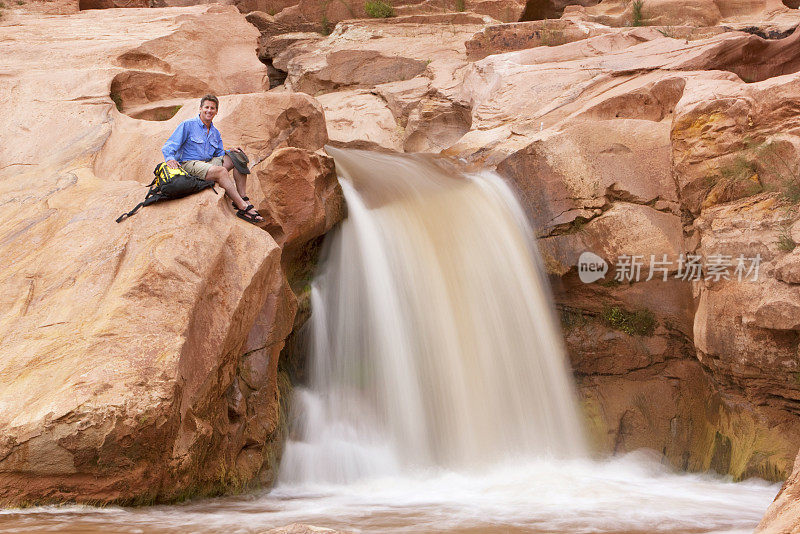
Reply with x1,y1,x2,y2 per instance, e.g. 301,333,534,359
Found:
162,122,188,169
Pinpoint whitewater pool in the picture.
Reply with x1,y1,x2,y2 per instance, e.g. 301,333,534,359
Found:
0,453,778,533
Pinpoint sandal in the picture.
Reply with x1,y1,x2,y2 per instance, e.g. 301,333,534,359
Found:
231,196,249,209
236,204,264,225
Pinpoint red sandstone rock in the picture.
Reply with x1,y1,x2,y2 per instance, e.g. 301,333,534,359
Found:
465,19,612,60
252,147,346,251
0,5,342,506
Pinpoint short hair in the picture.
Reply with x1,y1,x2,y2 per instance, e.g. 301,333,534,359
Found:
200,94,219,109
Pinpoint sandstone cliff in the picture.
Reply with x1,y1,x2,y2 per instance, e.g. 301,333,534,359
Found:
0,5,342,505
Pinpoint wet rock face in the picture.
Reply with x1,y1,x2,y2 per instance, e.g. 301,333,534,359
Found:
0,5,342,506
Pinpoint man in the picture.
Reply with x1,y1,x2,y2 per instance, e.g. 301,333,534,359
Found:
162,94,263,224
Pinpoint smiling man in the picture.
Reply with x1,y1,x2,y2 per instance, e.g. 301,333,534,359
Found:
162,94,264,224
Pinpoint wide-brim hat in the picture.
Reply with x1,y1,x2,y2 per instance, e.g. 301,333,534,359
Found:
226,148,250,175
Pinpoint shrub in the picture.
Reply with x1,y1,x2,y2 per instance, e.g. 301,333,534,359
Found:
320,14,332,35
631,0,644,26
110,92,123,112
777,230,797,252
455,0,465,11
601,306,656,336
365,0,394,18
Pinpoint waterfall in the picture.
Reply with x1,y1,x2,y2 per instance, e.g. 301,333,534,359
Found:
278,147,587,485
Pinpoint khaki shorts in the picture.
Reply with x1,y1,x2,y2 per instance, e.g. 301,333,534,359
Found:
180,156,224,179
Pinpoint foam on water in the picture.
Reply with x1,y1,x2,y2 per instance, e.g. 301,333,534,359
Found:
0,454,777,533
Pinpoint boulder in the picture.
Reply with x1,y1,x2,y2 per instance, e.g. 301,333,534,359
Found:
252,147,346,252
497,118,677,233
757,452,800,533
403,97,473,152
316,90,406,151
0,4,341,506
672,71,800,215
0,173,280,505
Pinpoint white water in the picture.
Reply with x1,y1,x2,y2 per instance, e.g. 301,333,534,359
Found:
279,147,587,485
0,454,777,533
0,148,779,533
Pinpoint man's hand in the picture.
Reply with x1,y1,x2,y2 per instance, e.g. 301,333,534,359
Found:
166,159,180,169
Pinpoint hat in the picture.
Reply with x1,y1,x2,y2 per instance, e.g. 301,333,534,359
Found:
226,148,250,175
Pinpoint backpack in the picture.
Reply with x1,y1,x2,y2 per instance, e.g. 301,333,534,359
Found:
116,163,217,223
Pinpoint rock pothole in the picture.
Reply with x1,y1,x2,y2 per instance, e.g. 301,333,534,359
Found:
109,70,210,121
520,0,599,20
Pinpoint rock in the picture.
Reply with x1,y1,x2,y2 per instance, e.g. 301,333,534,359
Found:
757,452,800,533
262,524,351,534
287,49,429,95
277,17,485,148
539,202,685,276
16,0,78,13
497,119,676,232
266,0,509,33
578,0,800,28
108,7,268,114
316,90,405,151
693,196,800,415
404,97,472,153
465,19,612,60
0,4,342,506
260,32,324,67
245,10,277,31
0,176,279,505
282,19,486,97
373,77,432,126
775,250,800,284
80,0,148,8
461,0,526,22
253,147,346,251
520,0,600,19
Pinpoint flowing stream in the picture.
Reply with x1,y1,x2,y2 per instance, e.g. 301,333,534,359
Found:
0,148,779,533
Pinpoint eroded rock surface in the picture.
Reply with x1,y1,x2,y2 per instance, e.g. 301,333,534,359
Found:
0,5,342,505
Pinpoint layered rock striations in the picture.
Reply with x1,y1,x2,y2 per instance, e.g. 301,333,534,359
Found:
0,5,342,505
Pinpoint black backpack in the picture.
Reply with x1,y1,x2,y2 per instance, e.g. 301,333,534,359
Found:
116,163,216,223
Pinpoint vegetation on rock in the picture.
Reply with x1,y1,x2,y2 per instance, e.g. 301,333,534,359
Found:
365,0,394,18
631,0,645,26
601,306,656,336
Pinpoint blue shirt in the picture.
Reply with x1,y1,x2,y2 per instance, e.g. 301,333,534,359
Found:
162,115,224,162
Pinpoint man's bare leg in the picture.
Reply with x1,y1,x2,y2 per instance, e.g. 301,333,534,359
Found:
222,154,248,199
207,166,262,221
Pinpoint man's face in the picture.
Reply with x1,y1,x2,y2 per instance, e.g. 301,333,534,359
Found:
200,100,218,123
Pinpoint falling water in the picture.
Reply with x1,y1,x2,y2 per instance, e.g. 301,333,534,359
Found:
278,147,587,485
